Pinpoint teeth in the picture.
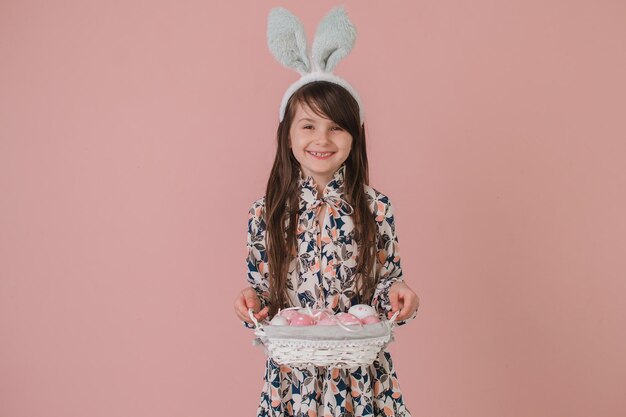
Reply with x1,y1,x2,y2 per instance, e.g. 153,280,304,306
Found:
309,151,333,157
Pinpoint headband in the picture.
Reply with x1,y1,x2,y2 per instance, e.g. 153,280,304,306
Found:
267,6,364,124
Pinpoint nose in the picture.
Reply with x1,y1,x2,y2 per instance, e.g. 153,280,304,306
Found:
314,129,331,144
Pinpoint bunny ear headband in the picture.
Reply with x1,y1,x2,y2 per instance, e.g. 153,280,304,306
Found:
267,5,364,124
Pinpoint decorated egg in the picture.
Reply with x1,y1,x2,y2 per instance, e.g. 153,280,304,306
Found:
361,315,381,324
269,315,290,326
335,312,361,326
316,316,339,326
279,309,301,321
289,313,315,326
297,307,314,315
348,304,377,319
310,309,333,322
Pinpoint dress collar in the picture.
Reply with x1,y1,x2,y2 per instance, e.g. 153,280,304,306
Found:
297,164,353,216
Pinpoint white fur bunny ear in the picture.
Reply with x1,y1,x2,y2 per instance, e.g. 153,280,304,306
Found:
310,5,357,73
267,8,310,75
268,6,365,123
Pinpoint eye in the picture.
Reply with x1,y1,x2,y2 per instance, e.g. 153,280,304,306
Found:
331,126,343,131
303,125,314,130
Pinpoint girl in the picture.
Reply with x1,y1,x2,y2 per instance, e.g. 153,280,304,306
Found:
235,79,419,416
234,7,419,416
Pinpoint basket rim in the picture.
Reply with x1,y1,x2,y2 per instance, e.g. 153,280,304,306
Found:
247,307,400,332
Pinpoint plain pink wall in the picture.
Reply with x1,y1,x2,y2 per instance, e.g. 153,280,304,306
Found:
1,0,625,416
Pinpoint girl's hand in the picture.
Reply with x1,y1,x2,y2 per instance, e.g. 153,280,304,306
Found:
388,281,420,321
234,286,269,324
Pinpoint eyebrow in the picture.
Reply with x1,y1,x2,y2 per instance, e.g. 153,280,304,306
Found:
298,117,334,123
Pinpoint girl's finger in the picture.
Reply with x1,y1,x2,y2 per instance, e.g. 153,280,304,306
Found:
398,303,411,321
234,296,247,317
244,289,261,311
396,293,406,318
234,297,255,323
407,292,419,312
399,293,419,320
236,309,248,323
234,304,250,321
242,312,256,324
393,291,413,320
255,306,269,320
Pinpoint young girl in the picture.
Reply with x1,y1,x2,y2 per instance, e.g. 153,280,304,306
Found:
234,6,419,417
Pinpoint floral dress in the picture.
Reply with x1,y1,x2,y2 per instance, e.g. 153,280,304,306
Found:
244,163,417,417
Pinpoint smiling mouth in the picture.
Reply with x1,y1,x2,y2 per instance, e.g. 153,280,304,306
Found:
307,151,335,157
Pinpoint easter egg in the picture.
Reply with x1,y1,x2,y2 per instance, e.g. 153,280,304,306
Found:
361,315,381,324
310,309,333,322
279,309,300,321
348,304,377,319
289,313,315,326
336,312,361,326
316,316,339,326
269,315,290,326
297,307,314,315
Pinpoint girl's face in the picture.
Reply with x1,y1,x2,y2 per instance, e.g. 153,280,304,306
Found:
288,101,353,185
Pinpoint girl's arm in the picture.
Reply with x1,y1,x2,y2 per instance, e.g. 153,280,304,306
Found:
242,200,271,329
372,198,418,326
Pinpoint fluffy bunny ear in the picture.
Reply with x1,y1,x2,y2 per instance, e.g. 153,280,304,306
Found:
267,8,310,75
310,6,357,73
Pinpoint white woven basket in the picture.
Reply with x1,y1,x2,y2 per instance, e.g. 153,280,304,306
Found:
248,308,399,369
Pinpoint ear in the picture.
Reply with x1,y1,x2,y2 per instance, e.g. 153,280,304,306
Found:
267,8,310,75
310,6,357,72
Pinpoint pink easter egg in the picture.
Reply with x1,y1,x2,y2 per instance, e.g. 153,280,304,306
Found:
298,306,315,313
336,312,361,326
361,315,381,324
316,316,339,326
279,309,300,321
269,315,290,326
289,313,315,326
348,304,377,319
310,309,333,322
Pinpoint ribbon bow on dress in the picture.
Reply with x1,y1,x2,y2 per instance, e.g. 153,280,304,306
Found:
298,164,354,218
301,195,354,218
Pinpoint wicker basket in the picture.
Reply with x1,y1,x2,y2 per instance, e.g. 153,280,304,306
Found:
248,308,399,369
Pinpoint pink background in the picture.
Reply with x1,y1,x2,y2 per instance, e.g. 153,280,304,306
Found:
1,1,625,416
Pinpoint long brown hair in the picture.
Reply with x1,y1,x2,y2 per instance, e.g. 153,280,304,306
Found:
264,81,378,317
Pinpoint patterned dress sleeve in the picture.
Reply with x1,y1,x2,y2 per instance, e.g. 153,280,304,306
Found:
372,197,417,326
243,199,271,329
